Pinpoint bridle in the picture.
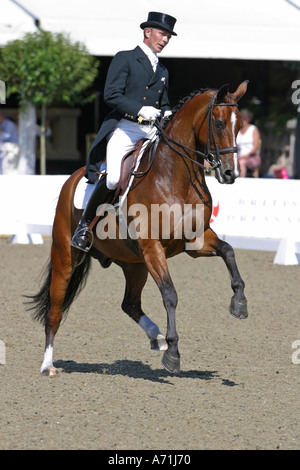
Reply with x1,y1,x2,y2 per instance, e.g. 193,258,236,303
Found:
155,88,238,171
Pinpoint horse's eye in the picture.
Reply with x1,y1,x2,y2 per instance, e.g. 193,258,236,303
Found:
215,120,226,130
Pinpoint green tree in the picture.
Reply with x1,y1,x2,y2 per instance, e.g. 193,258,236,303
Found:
0,29,99,174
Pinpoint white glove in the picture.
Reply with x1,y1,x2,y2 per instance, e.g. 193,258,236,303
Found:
138,106,161,121
164,110,172,118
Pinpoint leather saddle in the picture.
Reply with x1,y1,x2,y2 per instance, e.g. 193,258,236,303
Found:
113,136,159,202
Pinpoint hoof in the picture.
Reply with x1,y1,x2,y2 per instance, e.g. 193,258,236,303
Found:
162,350,180,374
151,334,168,351
41,366,58,377
229,297,248,319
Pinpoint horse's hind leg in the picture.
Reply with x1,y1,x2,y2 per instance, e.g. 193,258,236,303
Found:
187,228,248,319
120,262,167,351
40,245,74,376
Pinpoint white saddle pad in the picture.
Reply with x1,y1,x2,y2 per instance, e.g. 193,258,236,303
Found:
73,176,98,210
74,163,106,209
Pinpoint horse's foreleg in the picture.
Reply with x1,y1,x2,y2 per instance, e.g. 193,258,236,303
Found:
142,243,180,373
120,262,167,351
41,247,74,376
187,228,248,319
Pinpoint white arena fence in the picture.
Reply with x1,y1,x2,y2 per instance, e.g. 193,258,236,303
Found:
0,175,299,266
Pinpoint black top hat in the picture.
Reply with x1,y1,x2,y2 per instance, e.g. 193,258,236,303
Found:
140,12,177,36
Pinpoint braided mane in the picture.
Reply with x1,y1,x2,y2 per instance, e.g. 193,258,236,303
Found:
163,88,213,128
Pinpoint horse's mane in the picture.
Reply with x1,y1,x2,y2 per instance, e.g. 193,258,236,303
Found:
163,88,213,129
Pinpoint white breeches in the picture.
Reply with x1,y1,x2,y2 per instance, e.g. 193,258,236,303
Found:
106,119,157,190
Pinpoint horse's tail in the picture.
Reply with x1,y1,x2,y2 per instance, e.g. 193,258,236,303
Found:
26,255,91,326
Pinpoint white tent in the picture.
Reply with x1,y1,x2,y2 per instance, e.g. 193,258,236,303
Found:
0,0,38,44
2,0,300,61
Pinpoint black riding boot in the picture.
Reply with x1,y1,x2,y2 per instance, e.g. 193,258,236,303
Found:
70,176,114,252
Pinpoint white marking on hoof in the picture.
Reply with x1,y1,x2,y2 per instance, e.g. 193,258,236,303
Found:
138,315,167,351
41,366,58,377
40,345,57,376
157,334,168,351
151,334,168,351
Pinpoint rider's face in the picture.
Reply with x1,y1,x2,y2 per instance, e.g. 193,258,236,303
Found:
144,28,171,54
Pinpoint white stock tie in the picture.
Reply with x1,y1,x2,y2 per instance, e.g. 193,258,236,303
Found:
151,56,158,72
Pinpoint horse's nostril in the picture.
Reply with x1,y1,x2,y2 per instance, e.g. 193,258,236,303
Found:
224,168,236,183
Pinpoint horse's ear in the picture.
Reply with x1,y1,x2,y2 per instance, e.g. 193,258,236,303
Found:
216,84,229,103
231,80,249,102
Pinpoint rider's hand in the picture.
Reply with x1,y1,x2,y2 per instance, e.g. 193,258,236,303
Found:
163,110,172,118
138,106,161,121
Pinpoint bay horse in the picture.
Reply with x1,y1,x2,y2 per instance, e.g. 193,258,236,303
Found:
28,81,249,376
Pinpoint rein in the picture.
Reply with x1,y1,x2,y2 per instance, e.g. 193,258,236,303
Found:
155,89,238,171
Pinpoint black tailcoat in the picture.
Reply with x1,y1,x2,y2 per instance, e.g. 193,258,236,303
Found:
85,46,171,183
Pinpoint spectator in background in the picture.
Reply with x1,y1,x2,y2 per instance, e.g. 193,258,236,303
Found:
13,109,52,138
237,109,261,177
0,108,19,174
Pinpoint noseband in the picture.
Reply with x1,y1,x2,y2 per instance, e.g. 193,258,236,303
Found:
156,88,238,171
197,90,238,169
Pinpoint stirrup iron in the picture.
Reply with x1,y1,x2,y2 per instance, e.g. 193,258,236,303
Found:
70,226,94,252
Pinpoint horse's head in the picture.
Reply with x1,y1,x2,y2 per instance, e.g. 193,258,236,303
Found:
196,81,248,184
